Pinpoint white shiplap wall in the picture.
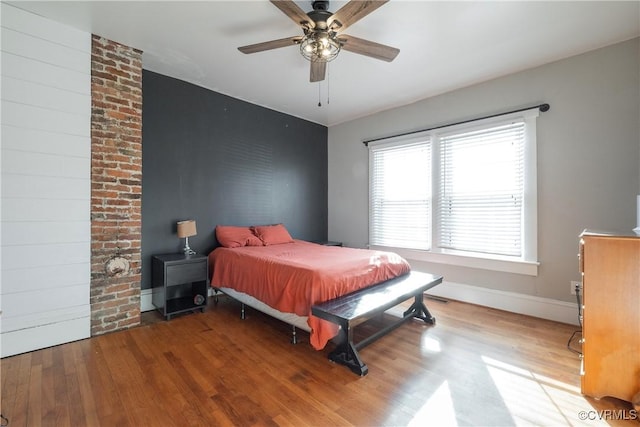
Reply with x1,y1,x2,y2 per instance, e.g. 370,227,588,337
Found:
1,3,91,357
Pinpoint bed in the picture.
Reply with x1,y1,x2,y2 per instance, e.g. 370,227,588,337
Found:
208,224,412,350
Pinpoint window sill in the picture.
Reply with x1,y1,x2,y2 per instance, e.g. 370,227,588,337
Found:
370,245,539,276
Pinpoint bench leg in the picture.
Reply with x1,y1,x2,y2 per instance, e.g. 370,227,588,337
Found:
328,293,435,376
403,294,436,325
328,326,369,376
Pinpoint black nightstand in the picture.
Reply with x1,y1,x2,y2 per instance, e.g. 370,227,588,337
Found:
152,253,208,320
315,240,343,247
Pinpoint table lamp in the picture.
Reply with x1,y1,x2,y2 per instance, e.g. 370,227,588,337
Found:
177,220,197,255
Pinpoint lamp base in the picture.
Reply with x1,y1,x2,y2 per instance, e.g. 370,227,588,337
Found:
183,237,196,255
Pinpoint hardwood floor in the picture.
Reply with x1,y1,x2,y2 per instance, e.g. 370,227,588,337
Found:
2,295,636,426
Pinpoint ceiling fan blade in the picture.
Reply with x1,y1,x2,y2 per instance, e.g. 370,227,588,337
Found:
339,34,399,62
328,0,388,32
310,61,326,82
270,0,315,29
238,36,302,54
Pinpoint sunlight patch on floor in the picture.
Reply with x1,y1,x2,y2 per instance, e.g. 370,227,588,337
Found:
481,356,607,426
407,380,457,427
483,356,581,394
420,335,441,354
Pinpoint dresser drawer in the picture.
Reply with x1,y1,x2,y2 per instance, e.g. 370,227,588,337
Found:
166,260,207,286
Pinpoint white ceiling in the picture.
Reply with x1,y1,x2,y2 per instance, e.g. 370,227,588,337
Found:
8,1,640,126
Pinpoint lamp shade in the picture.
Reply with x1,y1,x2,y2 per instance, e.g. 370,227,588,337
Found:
177,220,197,238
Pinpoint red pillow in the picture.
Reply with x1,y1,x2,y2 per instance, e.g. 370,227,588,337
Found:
252,224,294,245
216,225,263,248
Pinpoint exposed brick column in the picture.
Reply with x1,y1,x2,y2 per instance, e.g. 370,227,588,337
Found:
90,35,143,335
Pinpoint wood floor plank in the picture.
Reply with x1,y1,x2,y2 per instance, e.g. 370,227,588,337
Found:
73,342,100,427
26,363,42,427
1,297,635,426
39,348,56,426
80,338,127,424
12,353,33,427
1,353,19,422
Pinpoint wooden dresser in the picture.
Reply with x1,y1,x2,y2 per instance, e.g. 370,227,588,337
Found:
579,230,640,402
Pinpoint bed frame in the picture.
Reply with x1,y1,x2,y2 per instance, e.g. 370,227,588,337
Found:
214,287,311,344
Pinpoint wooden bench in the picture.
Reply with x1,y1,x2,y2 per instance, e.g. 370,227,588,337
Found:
311,271,443,376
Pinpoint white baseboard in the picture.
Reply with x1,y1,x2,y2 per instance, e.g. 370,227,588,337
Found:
425,280,580,326
141,288,156,312
141,282,580,326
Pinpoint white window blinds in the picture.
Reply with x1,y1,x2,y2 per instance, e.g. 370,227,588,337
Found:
369,141,431,250
439,120,525,257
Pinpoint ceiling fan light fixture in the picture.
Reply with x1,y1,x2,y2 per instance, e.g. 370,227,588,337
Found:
237,0,399,83
300,30,341,62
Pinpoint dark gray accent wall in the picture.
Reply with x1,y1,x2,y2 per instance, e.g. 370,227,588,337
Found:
141,70,328,289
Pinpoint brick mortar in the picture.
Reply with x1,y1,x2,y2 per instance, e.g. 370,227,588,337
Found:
90,35,143,336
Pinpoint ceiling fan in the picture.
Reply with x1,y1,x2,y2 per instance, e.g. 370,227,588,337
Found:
238,0,400,83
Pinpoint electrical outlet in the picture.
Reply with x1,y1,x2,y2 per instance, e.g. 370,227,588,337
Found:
570,281,581,295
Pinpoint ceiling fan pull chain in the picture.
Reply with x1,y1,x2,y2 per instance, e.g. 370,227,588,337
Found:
318,81,322,107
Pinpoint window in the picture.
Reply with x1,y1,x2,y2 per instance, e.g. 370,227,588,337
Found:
439,121,525,257
369,141,432,250
368,109,539,275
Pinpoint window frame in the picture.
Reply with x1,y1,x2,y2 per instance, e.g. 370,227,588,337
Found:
368,109,539,276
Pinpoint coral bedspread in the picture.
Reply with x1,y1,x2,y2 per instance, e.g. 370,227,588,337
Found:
208,240,411,350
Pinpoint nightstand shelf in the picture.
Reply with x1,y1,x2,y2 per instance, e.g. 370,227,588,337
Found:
152,253,208,320
165,295,202,314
